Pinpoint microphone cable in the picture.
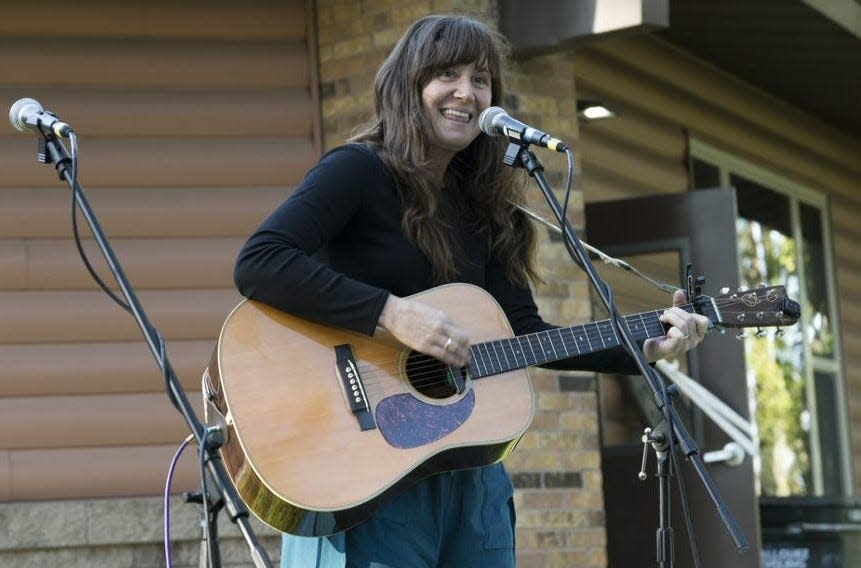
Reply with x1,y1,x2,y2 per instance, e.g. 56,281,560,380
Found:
164,434,195,568
65,129,181,413
67,133,132,314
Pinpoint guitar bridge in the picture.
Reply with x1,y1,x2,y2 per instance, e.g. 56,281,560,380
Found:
335,344,376,431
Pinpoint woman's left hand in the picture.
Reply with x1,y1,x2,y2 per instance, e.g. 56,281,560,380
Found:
642,289,710,362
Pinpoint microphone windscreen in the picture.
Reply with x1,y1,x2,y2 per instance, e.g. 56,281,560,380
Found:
9,97,42,132
478,106,506,136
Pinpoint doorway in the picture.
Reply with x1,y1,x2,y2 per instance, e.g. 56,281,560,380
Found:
585,189,761,568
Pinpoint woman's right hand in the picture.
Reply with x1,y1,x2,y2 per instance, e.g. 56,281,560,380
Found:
378,295,471,367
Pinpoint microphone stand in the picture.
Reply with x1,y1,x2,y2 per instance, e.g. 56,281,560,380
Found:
501,141,748,566
33,131,273,568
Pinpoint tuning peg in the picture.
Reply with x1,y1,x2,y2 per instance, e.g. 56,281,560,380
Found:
775,328,785,338
719,287,730,295
759,282,767,288
738,286,749,292
736,331,746,341
755,327,766,338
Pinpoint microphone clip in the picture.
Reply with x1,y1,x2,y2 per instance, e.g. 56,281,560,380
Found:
503,140,525,167
38,137,49,164
503,141,543,176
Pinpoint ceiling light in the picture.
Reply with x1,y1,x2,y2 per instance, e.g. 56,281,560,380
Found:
577,100,615,121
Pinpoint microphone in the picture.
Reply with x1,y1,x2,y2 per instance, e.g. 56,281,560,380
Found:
479,106,568,152
9,97,73,138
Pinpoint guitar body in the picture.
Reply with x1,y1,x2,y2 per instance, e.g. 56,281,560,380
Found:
205,278,800,536
205,283,534,536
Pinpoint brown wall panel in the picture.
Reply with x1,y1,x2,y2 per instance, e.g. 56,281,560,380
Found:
0,393,204,449
580,165,655,202
0,241,27,288
0,0,317,503
580,128,688,195
0,289,241,343
834,244,861,277
843,329,861,357
0,445,200,501
3,88,314,138
0,237,245,290
839,295,861,328
830,202,861,258
0,137,315,188
0,40,308,88
577,86,687,156
0,187,291,239
0,340,215,397
0,0,306,40
837,266,861,297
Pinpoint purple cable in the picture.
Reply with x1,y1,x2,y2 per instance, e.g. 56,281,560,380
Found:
164,435,194,568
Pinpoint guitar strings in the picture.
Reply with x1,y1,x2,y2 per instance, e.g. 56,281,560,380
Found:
353,293,788,392
365,294,783,390
395,295,763,384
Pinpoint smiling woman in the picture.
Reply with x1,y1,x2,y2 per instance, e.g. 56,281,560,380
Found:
232,13,709,568
346,14,534,292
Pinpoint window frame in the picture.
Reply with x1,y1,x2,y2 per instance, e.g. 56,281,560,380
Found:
690,138,851,496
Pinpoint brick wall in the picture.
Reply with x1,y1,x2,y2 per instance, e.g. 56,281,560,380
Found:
315,1,605,566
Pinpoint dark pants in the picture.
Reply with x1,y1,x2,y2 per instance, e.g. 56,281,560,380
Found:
280,463,516,568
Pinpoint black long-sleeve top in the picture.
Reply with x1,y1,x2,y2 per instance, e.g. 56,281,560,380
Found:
235,143,639,374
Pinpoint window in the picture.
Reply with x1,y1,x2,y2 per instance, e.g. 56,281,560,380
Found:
690,140,848,497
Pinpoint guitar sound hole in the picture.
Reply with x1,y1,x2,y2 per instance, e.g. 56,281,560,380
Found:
405,351,463,399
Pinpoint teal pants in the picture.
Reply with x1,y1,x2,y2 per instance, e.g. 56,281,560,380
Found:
280,463,516,567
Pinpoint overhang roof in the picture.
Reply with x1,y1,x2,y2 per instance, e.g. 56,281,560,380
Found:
659,0,861,139
501,1,861,140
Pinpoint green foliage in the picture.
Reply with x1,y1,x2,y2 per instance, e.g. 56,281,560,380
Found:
748,336,810,495
737,219,811,496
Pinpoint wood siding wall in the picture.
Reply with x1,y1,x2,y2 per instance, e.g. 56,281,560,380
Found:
0,0,318,500
574,33,861,491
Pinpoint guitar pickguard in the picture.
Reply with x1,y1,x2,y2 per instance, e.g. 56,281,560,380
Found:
375,390,475,449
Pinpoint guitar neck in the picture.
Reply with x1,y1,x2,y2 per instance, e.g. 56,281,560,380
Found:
468,300,718,379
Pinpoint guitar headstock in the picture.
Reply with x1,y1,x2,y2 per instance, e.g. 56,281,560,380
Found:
709,285,800,330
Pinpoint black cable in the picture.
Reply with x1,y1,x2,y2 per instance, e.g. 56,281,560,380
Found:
68,134,132,314
67,136,181,412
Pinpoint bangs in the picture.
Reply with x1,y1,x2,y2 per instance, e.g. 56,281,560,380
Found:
417,18,503,82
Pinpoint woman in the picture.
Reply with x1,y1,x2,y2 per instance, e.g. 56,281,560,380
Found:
234,14,708,568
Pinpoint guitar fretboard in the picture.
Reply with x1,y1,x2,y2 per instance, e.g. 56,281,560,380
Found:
467,301,717,379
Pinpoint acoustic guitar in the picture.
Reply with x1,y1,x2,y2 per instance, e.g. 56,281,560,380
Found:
203,282,799,536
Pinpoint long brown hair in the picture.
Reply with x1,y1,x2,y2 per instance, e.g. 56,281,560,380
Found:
351,15,537,286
